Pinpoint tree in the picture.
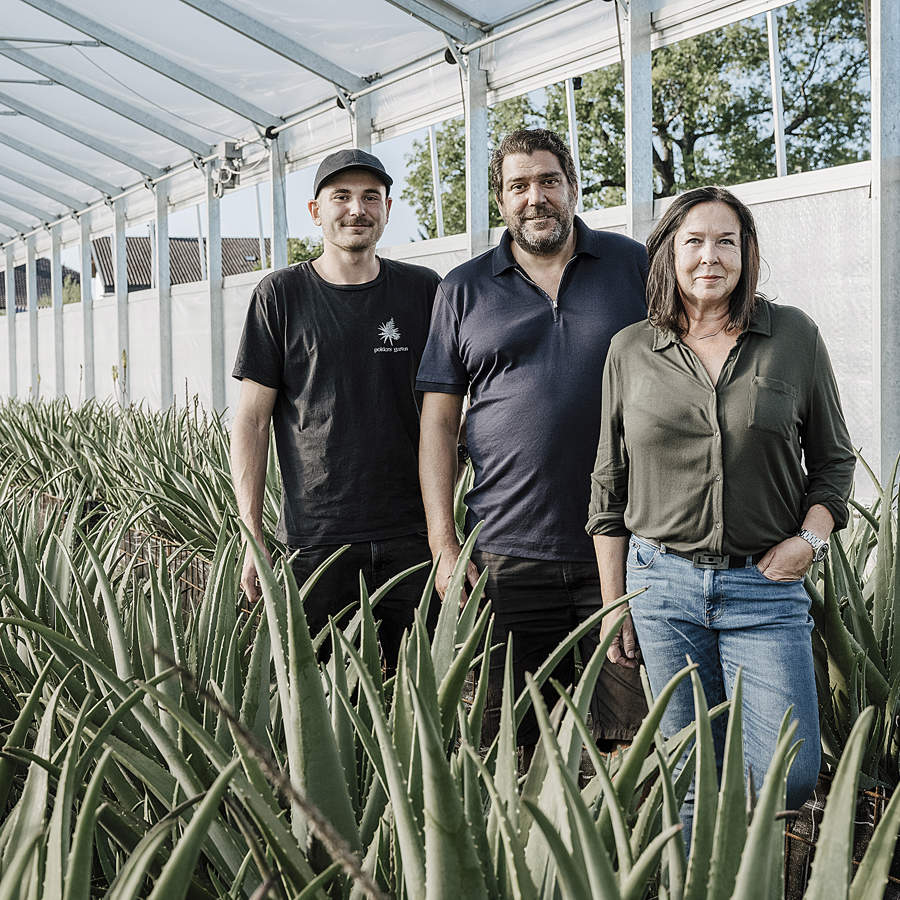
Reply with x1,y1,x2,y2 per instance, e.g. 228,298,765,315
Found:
400,95,537,238
399,0,868,227
287,236,322,264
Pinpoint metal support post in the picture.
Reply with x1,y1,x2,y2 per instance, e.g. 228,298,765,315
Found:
565,78,584,212
113,199,129,404
428,124,445,237
464,47,490,257
155,181,173,407
195,204,207,281
350,94,373,152
26,236,38,399
767,10,787,177
624,0,653,242
206,169,225,411
79,214,94,401
4,247,15,398
255,182,267,269
50,226,64,396
270,135,287,270
872,0,900,482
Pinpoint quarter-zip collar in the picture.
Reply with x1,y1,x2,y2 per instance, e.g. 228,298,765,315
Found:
490,215,601,277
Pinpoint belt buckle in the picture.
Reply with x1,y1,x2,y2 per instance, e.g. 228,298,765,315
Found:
692,552,729,570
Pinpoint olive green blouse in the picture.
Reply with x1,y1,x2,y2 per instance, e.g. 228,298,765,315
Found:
586,299,855,556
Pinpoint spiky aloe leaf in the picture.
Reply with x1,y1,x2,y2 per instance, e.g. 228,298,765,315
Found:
463,744,538,900
0,828,42,900
432,522,483,684
243,528,359,851
683,665,719,900
407,681,488,900
849,774,900,900
521,800,593,899
730,718,799,900
146,759,242,900
0,656,53,809
44,694,92,899
804,707,876,899
62,748,112,900
706,669,746,900
436,579,490,743
528,675,619,900
338,631,426,896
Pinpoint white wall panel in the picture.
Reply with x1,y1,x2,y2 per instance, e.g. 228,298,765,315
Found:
0,319,7,399
91,298,119,403
171,284,212,411
37,308,54,402
127,291,162,410
16,319,29,401
63,303,84,405
223,270,265,420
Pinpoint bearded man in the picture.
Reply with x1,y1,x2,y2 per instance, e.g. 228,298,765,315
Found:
416,129,648,749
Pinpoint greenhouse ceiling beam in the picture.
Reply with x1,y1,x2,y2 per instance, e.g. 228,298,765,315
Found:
383,0,485,43
0,212,34,234
178,0,368,94
0,162,82,210
0,132,120,197
0,41,213,157
19,0,282,130
0,189,57,223
0,90,163,179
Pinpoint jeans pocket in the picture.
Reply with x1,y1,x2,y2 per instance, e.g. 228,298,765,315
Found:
752,564,803,584
628,538,659,570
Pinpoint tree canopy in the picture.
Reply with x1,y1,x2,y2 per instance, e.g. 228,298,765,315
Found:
400,0,868,238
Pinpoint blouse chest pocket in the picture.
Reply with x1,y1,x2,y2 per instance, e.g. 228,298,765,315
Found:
748,375,798,440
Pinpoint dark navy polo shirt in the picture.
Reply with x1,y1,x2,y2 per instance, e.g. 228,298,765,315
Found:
416,216,648,561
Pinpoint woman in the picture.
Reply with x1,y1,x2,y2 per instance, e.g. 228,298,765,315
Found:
587,186,855,843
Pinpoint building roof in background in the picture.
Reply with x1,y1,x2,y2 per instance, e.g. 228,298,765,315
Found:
0,258,80,311
91,236,271,294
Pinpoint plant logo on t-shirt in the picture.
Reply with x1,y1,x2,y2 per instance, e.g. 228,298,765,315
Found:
374,318,408,354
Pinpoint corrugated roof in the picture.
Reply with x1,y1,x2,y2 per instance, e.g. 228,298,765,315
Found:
0,257,80,310
91,235,271,292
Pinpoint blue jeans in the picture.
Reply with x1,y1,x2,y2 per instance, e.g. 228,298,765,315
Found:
626,535,820,846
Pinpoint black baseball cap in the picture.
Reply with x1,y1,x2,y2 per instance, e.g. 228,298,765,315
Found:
313,148,393,197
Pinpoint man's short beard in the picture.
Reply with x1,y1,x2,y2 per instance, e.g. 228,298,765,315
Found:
507,205,574,255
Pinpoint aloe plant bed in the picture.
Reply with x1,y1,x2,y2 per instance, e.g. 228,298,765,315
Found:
1,398,900,899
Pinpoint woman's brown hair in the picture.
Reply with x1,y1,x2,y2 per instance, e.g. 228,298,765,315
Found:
646,186,762,336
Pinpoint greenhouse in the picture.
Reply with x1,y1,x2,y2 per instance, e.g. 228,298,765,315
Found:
0,0,898,897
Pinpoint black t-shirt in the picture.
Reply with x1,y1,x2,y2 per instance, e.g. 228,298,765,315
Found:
233,257,440,545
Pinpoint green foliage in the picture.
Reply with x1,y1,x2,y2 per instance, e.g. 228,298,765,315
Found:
62,274,81,305
0,401,898,897
287,236,323,264
401,0,868,227
809,453,900,788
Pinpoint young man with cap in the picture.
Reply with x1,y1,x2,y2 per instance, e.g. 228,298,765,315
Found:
417,129,649,750
231,148,441,668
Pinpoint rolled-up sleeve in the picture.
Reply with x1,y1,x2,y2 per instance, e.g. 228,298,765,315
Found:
800,330,855,530
586,349,630,536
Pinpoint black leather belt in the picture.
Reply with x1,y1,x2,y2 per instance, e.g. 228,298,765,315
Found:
667,548,765,570
638,537,764,570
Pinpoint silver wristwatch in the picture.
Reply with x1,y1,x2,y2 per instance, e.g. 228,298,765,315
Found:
797,529,829,562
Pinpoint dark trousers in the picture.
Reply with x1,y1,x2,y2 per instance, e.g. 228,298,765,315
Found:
288,531,432,672
472,549,648,748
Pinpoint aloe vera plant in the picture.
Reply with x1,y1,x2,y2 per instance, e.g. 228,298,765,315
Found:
807,454,900,789
2,401,899,899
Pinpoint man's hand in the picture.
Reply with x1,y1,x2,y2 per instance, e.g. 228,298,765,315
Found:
240,540,273,606
433,541,480,608
756,536,814,582
601,607,640,668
